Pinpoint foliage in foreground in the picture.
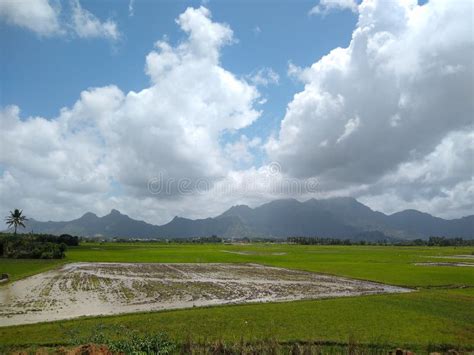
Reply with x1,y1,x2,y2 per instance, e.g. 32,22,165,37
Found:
2,331,471,355
86,332,176,354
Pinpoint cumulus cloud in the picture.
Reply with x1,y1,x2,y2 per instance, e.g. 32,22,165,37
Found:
248,67,280,87
71,0,119,40
224,135,262,165
0,0,119,41
268,0,473,216
1,1,472,223
362,129,474,217
309,0,358,16
0,7,261,222
336,115,360,143
0,0,62,36
0,103,112,221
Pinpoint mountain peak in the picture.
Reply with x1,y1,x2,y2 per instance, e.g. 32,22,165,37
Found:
262,198,301,207
228,204,252,212
109,209,122,216
391,209,432,217
81,212,98,219
327,196,359,203
218,204,254,220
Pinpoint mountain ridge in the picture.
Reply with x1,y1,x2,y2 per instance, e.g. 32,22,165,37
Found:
14,197,474,240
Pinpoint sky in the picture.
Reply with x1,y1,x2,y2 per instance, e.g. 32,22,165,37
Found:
0,0,473,224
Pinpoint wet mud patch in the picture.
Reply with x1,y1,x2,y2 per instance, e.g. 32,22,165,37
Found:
415,262,474,267
422,255,474,260
0,262,411,326
221,250,287,256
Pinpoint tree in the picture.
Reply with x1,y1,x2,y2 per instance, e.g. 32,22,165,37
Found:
5,209,28,236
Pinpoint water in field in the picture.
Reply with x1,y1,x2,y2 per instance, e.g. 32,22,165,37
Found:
415,262,474,267
0,262,411,326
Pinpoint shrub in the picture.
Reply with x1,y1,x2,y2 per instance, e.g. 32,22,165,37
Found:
0,234,66,259
35,233,79,246
89,332,176,354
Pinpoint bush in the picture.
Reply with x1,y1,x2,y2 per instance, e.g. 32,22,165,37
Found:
88,332,176,354
0,234,66,259
58,234,79,246
35,233,79,246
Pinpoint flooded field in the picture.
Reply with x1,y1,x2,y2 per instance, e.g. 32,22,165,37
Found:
221,250,287,256
423,255,474,260
0,262,411,326
415,262,474,267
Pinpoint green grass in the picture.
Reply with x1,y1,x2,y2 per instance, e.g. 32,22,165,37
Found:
1,243,473,349
0,258,64,282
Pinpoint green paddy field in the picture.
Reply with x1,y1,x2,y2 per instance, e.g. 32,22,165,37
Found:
0,243,473,352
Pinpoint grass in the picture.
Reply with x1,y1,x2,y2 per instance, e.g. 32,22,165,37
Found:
0,258,64,282
0,243,473,350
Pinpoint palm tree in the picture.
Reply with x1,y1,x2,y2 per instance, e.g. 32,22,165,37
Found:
5,209,28,236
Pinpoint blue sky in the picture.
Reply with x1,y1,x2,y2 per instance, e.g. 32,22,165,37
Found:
0,0,472,223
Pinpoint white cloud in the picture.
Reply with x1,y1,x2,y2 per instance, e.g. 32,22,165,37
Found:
309,0,358,16
0,0,120,41
225,135,262,165
336,115,360,143
355,129,474,218
287,62,310,82
0,0,62,36
71,0,119,40
128,0,135,17
268,0,473,216
248,67,280,87
0,102,113,221
0,6,261,223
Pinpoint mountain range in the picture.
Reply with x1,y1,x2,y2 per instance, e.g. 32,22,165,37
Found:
17,197,473,240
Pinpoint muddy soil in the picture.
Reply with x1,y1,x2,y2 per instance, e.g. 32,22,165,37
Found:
423,255,474,260
415,262,474,267
221,250,287,256
0,262,411,326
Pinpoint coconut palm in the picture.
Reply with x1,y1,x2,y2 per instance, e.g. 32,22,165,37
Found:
5,209,28,236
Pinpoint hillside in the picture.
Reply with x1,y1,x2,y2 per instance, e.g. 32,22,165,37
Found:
17,198,473,240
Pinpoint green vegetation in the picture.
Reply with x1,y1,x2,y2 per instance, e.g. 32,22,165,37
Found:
0,233,78,260
0,234,70,259
1,243,473,351
288,235,474,246
1,208,76,261
85,332,176,354
0,258,64,282
0,235,65,259
3,334,453,355
4,209,27,236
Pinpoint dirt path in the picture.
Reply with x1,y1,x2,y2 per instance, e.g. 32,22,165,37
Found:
0,262,411,327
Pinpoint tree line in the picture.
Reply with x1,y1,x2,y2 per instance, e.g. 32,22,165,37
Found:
0,233,79,259
288,236,474,246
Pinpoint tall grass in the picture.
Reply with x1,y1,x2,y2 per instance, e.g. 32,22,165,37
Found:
2,332,470,354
